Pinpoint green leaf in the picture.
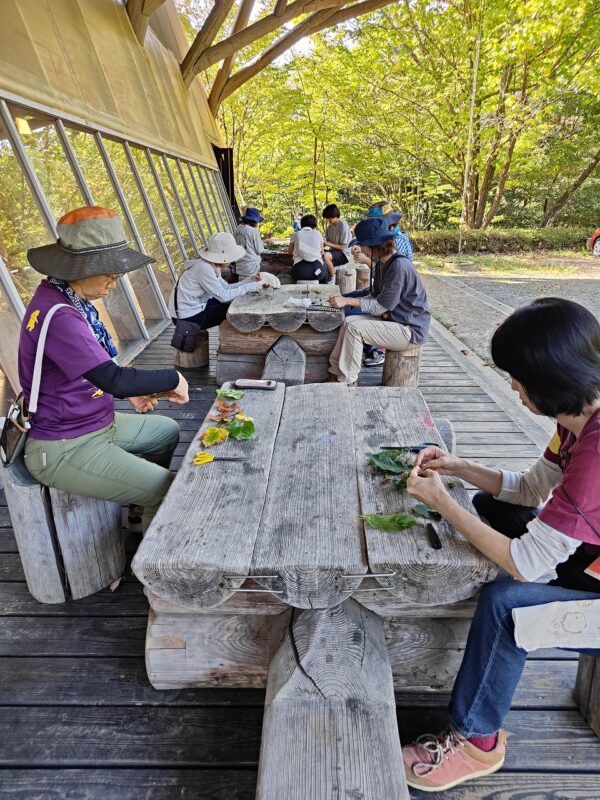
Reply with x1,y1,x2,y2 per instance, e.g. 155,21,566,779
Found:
412,503,442,521
360,513,420,532
366,449,411,475
226,418,256,440
201,426,230,447
216,388,246,400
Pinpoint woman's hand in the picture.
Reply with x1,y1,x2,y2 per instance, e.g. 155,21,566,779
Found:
328,295,346,308
167,372,189,405
128,396,158,414
407,465,448,509
414,446,462,475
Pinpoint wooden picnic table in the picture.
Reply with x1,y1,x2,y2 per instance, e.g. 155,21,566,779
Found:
132,384,497,799
217,285,345,385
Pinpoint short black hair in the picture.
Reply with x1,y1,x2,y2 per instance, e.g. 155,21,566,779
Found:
322,204,340,219
300,214,317,229
242,219,257,228
491,298,600,416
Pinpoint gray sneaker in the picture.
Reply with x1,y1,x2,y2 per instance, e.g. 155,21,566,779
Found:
363,350,385,367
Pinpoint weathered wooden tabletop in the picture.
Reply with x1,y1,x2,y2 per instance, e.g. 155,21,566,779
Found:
133,384,496,611
226,284,344,333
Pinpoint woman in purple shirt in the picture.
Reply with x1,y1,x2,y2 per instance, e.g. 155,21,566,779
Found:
19,206,189,532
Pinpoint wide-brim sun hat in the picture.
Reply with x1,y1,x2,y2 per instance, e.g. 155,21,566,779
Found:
199,232,246,263
241,206,264,223
367,200,402,226
350,217,397,247
27,206,154,281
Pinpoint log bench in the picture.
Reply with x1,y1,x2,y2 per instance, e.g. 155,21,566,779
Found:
133,384,496,798
0,457,125,603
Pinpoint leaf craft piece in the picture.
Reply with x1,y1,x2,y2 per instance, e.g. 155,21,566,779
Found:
412,503,442,521
227,418,256,440
201,426,230,447
216,388,246,400
360,513,421,532
367,449,412,475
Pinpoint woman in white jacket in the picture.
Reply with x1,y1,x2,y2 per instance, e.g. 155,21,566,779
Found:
168,232,264,329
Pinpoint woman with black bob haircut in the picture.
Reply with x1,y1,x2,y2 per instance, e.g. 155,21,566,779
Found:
401,297,600,793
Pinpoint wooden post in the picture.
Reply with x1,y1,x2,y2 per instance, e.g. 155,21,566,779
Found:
173,330,209,368
261,336,306,386
256,599,409,799
382,343,422,387
576,655,600,738
335,267,356,294
356,267,370,291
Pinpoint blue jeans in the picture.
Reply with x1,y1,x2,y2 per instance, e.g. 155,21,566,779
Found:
448,493,600,737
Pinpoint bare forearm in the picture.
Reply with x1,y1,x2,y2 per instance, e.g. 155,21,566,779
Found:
453,459,503,496
437,494,524,579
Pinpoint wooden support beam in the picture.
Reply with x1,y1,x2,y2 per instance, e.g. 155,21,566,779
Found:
209,0,256,116
217,0,398,105
261,336,306,386
126,0,168,44
181,0,237,81
182,0,342,85
273,0,288,15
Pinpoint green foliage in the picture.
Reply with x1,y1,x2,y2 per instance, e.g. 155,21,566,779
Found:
366,450,412,475
411,503,442,521
216,388,246,400
360,513,421,532
412,227,590,254
226,418,256,440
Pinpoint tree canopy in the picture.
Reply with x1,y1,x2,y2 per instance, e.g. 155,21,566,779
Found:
178,0,599,233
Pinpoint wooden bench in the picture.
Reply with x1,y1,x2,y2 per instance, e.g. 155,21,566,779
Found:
173,329,209,369
0,457,125,603
576,656,600,738
382,343,423,387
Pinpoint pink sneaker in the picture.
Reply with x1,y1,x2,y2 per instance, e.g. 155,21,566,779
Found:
402,727,506,792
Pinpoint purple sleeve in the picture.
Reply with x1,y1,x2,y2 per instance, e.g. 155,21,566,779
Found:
43,307,112,381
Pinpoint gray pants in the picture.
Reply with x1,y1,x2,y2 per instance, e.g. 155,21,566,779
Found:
24,412,180,531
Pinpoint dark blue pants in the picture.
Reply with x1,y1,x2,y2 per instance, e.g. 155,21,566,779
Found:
172,297,229,330
292,259,328,284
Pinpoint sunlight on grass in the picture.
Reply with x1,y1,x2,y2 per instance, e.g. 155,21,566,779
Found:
416,252,590,277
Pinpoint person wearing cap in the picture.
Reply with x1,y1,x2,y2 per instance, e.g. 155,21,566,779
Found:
20,206,189,532
233,207,266,279
287,214,326,283
168,231,264,331
322,203,352,280
327,216,430,386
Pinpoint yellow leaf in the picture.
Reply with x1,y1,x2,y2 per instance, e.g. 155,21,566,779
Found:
200,427,230,447
193,451,215,465
234,413,254,422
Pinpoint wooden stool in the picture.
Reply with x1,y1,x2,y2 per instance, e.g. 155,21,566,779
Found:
382,344,422,387
576,655,600,738
0,458,125,604
173,329,209,368
335,267,356,294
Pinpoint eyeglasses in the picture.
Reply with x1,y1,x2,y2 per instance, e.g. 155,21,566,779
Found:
104,274,121,289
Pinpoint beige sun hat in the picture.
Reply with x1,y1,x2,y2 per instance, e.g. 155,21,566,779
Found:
199,232,246,264
27,206,154,280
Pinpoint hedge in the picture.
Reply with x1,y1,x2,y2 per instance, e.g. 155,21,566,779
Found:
411,227,590,255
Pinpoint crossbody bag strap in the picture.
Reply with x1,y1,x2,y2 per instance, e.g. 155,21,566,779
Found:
174,276,180,318
28,303,70,415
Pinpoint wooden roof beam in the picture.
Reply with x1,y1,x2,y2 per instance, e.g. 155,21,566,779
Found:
273,0,288,16
182,0,343,86
181,0,237,81
215,0,398,108
126,0,168,44
208,0,256,115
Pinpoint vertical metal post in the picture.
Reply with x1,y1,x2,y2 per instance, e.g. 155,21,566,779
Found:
204,168,228,229
145,149,187,262
54,121,148,340
0,99,57,238
161,154,199,256
95,133,169,318
214,169,237,230
0,255,27,319
197,167,221,230
123,142,178,281
210,169,233,230
176,158,207,246
186,162,214,235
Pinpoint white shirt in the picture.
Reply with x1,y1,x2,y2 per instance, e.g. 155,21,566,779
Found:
290,227,324,264
168,258,260,319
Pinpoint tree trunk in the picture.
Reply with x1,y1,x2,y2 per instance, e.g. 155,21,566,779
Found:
541,149,600,227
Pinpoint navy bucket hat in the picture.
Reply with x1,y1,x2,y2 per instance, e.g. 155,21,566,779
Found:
241,206,264,223
367,200,402,226
350,217,397,247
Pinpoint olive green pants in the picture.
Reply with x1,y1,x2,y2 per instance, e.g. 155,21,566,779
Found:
24,413,180,531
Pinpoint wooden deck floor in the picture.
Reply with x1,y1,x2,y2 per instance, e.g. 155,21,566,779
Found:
0,324,599,799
